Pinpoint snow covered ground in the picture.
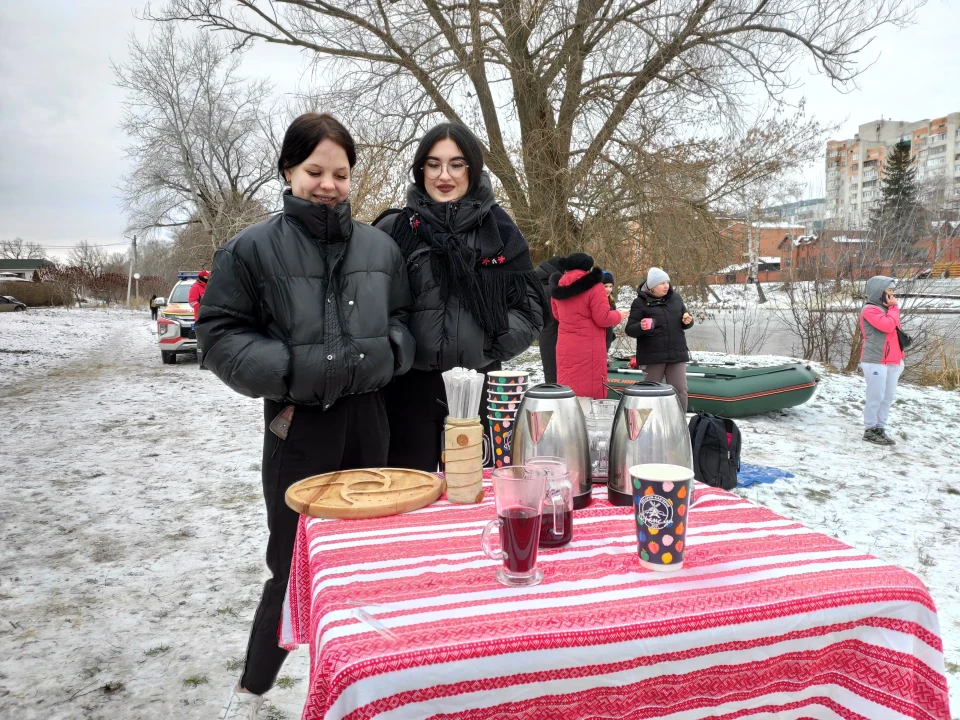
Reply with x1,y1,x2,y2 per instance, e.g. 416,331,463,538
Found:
2,308,959,719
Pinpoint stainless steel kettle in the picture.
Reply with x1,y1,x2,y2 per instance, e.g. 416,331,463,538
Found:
608,382,693,506
512,384,592,509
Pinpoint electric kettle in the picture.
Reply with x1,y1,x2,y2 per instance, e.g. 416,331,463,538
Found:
608,382,693,506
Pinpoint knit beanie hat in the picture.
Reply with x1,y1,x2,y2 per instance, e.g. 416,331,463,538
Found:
601,271,615,285
646,267,670,288
560,252,594,273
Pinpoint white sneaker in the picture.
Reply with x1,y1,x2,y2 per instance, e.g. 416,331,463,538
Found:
218,687,265,719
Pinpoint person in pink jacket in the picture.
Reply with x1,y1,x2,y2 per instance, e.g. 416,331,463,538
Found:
858,275,905,445
549,253,628,398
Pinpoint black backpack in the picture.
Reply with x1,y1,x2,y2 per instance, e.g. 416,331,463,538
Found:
688,412,741,490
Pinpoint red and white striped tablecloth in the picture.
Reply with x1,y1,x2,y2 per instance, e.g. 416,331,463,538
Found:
282,479,951,720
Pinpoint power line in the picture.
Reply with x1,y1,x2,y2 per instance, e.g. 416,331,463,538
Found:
33,242,132,249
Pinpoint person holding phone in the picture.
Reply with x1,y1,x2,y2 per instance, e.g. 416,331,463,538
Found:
858,276,905,445
625,267,694,412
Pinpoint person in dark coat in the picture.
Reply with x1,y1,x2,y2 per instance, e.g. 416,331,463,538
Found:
197,113,414,717
625,267,694,411
550,253,627,399
375,123,544,472
601,270,616,352
535,255,563,382
149,294,159,321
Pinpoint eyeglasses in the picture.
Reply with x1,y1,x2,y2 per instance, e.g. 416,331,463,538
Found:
423,160,469,180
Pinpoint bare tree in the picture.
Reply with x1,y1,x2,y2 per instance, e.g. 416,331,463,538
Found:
68,240,108,276
0,237,47,259
114,24,280,253
156,0,922,258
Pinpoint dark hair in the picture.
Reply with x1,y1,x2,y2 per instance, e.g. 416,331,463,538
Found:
278,113,357,179
411,123,484,192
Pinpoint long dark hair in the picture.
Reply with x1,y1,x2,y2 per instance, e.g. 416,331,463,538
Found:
410,123,484,193
278,113,357,179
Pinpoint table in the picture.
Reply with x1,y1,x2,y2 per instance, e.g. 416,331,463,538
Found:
282,478,952,720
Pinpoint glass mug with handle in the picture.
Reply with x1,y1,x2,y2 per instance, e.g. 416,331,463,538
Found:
481,465,552,587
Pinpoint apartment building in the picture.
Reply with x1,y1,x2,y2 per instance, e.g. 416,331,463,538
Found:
825,112,960,226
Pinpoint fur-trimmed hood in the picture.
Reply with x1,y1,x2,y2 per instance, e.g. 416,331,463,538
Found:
550,267,603,300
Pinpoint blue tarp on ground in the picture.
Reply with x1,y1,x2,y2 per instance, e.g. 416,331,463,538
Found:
737,463,794,488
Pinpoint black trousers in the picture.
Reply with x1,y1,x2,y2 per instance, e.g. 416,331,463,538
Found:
150,307,158,320
383,362,501,472
539,326,558,384
240,392,389,695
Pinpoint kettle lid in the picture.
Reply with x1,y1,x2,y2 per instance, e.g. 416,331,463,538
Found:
524,383,576,399
622,381,676,397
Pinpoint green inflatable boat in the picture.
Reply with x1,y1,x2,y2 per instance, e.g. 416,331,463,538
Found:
606,359,819,417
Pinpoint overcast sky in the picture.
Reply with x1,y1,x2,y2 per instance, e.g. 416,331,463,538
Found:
1,0,958,259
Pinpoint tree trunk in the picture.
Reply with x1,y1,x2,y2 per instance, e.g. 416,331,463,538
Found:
754,279,767,304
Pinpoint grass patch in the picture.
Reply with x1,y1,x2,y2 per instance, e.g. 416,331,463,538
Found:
0,592,12,601
102,681,125,694
145,644,170,657
183,675,209,688
81,665,102,679
215,606,238,618
225,657,245,673
803,488,831,504
945,660,960,674
275,676,299,690
945,486,960,496
918,547,936,568
263,704,288,720
166,529,195,541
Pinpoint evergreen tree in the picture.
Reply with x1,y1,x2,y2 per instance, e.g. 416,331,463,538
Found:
871,140,926,259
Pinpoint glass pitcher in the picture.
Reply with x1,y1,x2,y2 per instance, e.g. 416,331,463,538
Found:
525,456,573,548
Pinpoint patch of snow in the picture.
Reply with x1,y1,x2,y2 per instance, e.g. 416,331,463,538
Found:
2,309,958,718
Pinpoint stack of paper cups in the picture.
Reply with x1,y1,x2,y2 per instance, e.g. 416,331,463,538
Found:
486,371,530,468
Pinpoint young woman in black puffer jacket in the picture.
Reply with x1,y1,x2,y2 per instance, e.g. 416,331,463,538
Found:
625,267,694,411
198,113,414,714
375,123,544,471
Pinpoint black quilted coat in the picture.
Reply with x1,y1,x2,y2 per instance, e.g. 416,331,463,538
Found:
197,193,415,409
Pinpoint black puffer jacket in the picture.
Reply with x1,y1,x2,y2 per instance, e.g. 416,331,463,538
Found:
624,284,693,365
375,204,543,372
197,193,414,409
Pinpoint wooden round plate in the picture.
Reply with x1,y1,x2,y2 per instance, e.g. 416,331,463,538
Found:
285,468,444,519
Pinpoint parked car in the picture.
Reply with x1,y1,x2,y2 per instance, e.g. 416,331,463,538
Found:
0,295,26,311
156,273,199,364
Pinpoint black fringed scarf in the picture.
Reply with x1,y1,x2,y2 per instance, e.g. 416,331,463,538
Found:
382,173,538,335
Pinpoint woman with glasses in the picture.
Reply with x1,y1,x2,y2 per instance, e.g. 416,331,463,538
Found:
375,123,544,471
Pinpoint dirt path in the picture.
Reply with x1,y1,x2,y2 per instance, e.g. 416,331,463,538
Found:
0,310,308,719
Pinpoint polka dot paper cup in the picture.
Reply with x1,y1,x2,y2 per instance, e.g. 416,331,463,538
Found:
487,416,516,468
487,389,526,403
629,464,694,572
486,370,529,387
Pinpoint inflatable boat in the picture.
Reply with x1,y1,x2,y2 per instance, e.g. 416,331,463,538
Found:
606,359,819,417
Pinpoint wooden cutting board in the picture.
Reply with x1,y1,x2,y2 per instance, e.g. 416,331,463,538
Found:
285,468,445,519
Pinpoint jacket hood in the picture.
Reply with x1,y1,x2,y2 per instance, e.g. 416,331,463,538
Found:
551,267,603,300
865,276,894,306
283,192,353,242
537,256,563,277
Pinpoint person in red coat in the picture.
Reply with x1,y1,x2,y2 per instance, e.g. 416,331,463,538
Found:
188,270,210,368
187,269,210,321
550,253,628,398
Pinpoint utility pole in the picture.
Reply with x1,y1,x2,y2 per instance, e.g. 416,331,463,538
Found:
126,235,137,306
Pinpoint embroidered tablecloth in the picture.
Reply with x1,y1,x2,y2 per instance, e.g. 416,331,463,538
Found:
282,479,951,720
